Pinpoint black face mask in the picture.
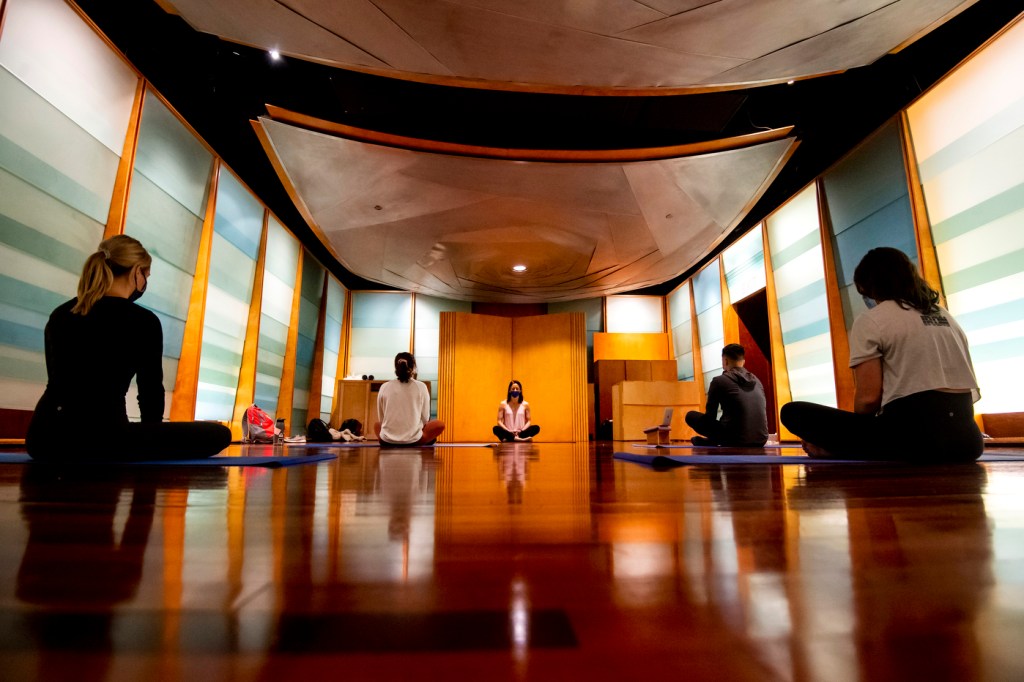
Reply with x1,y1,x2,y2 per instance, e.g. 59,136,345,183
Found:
129,272,147,303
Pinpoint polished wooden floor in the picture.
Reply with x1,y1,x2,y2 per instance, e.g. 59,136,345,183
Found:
1,441,1022,680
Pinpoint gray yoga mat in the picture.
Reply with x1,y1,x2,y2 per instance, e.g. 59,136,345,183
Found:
0,451,338,467
614,451,1024,467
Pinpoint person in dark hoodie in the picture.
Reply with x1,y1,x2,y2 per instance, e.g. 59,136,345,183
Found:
685,344,768,447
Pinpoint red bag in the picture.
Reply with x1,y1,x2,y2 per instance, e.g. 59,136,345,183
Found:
242,404,276,443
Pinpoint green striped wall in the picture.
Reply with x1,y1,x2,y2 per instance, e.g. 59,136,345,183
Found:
692,260,724,394
667,282,694,381
253,216,299,419
291,252,326,434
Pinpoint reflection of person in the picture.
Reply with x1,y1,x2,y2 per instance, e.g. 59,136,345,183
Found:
375,352,445,446
685,344,768,447
26,236,231,461
781,247,982,462
493,380,540,442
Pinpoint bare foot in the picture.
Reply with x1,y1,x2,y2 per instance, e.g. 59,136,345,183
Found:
801,440,836,458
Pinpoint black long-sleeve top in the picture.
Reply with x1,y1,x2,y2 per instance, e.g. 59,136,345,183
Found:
40,297,165,425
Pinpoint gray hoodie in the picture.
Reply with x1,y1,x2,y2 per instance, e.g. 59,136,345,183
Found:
705,367,769,446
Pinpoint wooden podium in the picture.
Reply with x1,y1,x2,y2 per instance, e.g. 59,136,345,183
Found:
330,379,430,440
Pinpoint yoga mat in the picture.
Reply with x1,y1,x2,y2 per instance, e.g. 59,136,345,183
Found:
0,451,338,468
632,443,791,450
614,451,1024,467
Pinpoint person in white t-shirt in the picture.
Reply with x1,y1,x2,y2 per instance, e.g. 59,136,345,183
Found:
780,247,982,462
493,380,541,442
375,352,445,446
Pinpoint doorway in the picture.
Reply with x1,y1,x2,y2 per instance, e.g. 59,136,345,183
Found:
732,289,777,433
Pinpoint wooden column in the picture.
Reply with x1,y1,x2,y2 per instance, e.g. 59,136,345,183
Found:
229,211,269,439
688,280,706,409
762,223,795,440
276,252,304,435
816,179,854,411
104,79,146,238
170,159,220,421
720,258,739,345
899,112,947,306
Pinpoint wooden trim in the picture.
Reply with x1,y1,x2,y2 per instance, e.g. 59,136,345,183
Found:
105,79,146,238
601,296,608,334
761,221,795,440
340,288,352,380
899,112,947,306
328,280,350,426
688,278,706,409
719,258,739,345
409,292,417,354
170,159,220,421
251,119,341,264
276,250,304,435
306,274,330,424
229,210,269,439
265,105,795,163
437,312,456,442
816,179,854,410
245,41,841,96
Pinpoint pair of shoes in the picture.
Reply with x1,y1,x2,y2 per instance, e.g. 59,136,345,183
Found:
690,436,714,447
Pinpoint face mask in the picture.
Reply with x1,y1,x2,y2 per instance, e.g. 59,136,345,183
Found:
862,295,877,310
129,271,148,303
510,390,521,399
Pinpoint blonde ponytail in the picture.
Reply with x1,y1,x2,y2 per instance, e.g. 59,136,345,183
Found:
71,235,152,315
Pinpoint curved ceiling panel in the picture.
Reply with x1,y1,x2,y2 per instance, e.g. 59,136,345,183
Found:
162,0,979,91
256,116,796,302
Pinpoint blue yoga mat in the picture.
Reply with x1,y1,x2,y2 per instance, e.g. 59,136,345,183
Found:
0,451,338,467
631,443,791,450
614,451,1024,467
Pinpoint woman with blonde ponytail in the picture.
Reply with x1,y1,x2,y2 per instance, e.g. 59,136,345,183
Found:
374,352,445,446
26,235,231,461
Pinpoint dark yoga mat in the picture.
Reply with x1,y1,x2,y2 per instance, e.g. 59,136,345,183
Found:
0,451,338,468
285,441,492,448
614,451,1024,467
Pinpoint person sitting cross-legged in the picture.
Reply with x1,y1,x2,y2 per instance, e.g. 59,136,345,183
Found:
685,344,769,447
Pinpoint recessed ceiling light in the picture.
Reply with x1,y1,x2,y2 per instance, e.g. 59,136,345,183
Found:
512,264,527,272
269,49,281,60
787,79,795,85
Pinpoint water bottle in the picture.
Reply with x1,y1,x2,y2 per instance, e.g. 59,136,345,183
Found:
275,418,285,444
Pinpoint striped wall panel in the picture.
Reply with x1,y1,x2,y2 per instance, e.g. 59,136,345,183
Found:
821,120,917,334
290,252,325,435
667,281,694,381
692,260,724,393
0,0,137,414
253,216,299,419
319,276,347,422
349,292,412,381
123,91,213,419
194,169,263,421
765,184,837,407
723,225,766,305
907,17,1024,414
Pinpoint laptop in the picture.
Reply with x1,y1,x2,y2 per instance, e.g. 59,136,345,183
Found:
660,407,673,427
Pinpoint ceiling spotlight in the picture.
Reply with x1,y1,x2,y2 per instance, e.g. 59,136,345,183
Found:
269,49,281,61
512,264,527,273
787,79,795,85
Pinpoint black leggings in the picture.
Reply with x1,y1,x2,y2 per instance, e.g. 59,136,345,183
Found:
26,417,231,462
684,411,766,447
493,424,540,442
780,391,983,463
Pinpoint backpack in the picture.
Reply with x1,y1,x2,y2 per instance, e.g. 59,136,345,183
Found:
243,404,276,443
307,418,333,443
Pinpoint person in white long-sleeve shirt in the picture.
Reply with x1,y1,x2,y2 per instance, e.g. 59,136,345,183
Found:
375,352,445,446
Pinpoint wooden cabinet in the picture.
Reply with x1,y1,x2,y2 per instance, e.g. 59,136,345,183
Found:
594,359,677,428
611,380,702,441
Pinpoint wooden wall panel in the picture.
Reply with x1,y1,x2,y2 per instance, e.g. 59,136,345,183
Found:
512,313,588,442
229,212,269,439
438,312,511,442
593,333,671,361
438,312,587,442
